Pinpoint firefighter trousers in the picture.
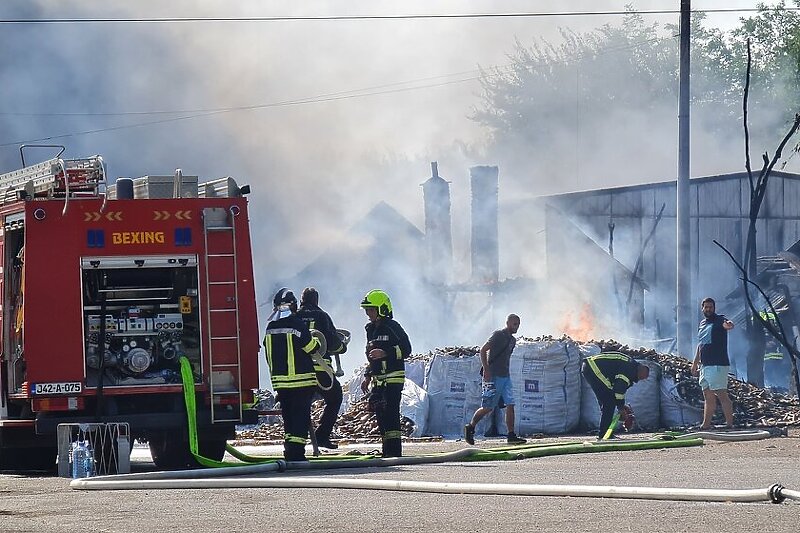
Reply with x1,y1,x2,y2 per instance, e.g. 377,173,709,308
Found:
314,375,343,442
581,361,617,438
375,382,403,457
277,386,315,461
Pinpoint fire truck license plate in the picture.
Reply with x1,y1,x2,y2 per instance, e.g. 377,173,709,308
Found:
32,382,82,395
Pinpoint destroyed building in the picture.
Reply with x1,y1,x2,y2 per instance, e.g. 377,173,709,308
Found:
540,170,800,374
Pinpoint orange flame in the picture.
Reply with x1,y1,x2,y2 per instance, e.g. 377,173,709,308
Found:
558,303,595,341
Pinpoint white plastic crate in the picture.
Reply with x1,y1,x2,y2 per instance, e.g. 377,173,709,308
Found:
57,423,131,478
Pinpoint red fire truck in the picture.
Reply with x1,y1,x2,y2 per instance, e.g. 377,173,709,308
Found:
0,146,260,470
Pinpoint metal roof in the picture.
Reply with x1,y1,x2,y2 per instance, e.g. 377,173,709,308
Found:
538,170,800,200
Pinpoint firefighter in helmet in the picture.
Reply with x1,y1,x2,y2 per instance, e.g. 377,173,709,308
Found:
359,289,411,457
263,288,321,461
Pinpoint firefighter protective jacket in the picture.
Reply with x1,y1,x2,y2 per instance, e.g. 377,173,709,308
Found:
263,314,320,389
584,352,642,408
365,318,411,385
296,304,346,357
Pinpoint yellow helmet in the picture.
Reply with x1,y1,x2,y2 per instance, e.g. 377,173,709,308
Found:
360,289,393,318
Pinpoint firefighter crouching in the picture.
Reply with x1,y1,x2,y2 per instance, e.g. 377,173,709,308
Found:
263,288,322,461
359,289,411,457
296,287,349,449
581,352,649,439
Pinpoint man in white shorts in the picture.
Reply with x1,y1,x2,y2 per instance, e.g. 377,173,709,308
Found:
691,297,735,429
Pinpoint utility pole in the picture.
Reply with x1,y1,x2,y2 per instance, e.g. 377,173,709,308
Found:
676,0,692,357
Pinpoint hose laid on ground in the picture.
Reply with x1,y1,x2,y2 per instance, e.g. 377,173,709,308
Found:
84,448,482,481
673,429,772,442
71,438,704,484
70,476,797,503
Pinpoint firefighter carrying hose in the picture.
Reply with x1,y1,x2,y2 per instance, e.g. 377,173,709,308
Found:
263,288,321,461
296,287,349,449
581,352,649,439
359,289,411,457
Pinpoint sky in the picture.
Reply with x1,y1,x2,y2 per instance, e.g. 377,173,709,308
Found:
0,0,792,381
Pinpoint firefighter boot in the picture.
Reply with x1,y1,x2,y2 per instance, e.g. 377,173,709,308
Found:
284,441,308,462
382,438,402,458
382,430,402,457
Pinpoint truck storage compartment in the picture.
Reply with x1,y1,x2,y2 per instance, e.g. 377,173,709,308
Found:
80,255,201,387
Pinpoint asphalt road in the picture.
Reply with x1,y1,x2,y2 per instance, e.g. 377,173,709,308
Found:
1,431,799,533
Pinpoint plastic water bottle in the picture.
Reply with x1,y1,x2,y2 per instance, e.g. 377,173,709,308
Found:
71,440,89,479
84,442,96,477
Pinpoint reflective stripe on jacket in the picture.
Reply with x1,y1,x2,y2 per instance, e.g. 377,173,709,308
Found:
264,315,319,389
365,318,411,384
585,352,641,408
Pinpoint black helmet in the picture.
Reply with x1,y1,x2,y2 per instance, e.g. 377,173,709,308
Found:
273,288,297,308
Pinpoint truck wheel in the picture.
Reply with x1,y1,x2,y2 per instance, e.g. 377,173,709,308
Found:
148,432,193,470
195,438,227,464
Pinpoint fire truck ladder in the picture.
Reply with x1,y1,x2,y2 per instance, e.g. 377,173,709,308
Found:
202,207,244,424
0,155,107,213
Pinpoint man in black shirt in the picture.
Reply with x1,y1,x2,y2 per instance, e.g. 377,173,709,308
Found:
464,314,527,445
691,297,735,429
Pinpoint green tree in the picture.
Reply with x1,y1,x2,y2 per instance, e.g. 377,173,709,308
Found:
473,3,800,162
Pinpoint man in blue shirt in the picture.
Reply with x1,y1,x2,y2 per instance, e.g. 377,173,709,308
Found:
691,297,735,429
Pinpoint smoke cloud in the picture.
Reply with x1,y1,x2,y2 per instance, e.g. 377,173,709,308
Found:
0,1,790,383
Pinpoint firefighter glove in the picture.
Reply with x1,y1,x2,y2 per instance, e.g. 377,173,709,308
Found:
620,405,635,431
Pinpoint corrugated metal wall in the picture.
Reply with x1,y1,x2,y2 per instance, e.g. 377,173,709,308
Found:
545,172,800,338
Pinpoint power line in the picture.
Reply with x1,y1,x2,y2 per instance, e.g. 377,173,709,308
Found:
0,8,797,24
0,33,678,146
0,34,675,119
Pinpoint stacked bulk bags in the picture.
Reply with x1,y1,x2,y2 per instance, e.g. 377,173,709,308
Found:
511,338,583,435
424,353,487,437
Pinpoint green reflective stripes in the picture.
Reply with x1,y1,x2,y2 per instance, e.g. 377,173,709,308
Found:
591,353,630,362
272,372,317,389
395,345,402,359
266,330,318,389
286,434,307,445
765,352,783,360
309,320,316,330
587,358,613,390
264,335,273,371
384,430,403,440
302,337,318,354
602,411,621,440
615,393,625,400
287,333,296,376
374,370,405,385
615,374,631,386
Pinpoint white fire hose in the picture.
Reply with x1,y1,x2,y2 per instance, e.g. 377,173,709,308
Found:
70,475,797,503
70,430,793,503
